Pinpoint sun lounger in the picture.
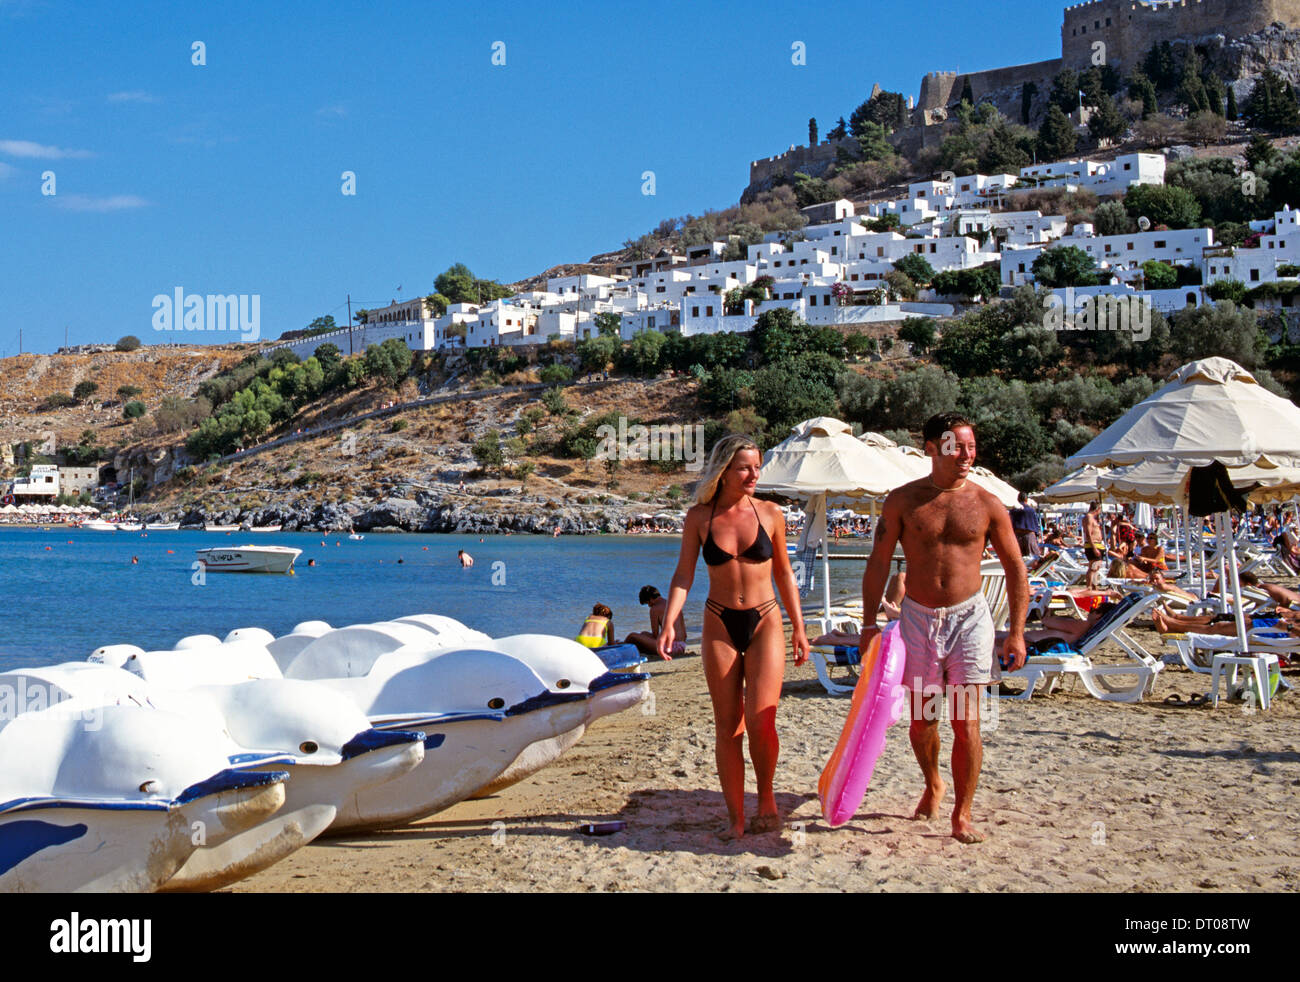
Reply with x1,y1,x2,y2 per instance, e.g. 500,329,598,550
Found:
999,591,1165,702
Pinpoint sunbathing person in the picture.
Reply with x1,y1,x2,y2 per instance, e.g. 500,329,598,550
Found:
1151,605,1298,637
1126,532,1167,577
1240,572,1300,608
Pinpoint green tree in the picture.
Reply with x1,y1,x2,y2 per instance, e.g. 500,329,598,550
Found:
897,318,938,354
542,386,569,416
623,330,666,377
472,430,505,471
1088,91,1127,143
1032,246,1100,288
808,117,818,146
538,363,573,384
1128,70,1159,119
1142,41,1179,91
123,400,146,419
1037,105,1077,161
884,269,917,301
72,380,98,402
1093,200,1134,236
1123,183,1202,229
1206,279,1247,304
115,335,141,352
1141,260,1178,289
363,338,413,387
1049,69,1080,114
1244,68,1300,133
314,342,342,372
874,365,961,431
893,254,936,285
594,312,621,337
304,315,336,335
1169,302,1267,367
931,264,1001,301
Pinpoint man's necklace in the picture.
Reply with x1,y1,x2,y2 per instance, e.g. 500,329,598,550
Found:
929,476,967,492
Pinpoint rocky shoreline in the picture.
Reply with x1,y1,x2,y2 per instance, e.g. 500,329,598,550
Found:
138,486,682,535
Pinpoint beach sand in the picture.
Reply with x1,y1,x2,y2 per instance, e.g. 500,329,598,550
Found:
234,610,1300,893
233,613,1300,900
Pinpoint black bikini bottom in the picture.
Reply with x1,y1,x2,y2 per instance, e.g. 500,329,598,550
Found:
705,598,780,655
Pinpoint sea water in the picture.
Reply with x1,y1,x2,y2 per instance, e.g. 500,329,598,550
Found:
0,527,870,670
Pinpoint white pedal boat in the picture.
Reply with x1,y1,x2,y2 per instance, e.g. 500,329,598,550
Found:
14,663,425,891
266,617,651,809
90,614,650,831
0,695,290,893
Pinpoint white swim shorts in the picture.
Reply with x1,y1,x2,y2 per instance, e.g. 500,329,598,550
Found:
897,591,998,691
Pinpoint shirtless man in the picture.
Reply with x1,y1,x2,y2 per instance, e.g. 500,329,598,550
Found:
859,412,1028,844
624,585,688,659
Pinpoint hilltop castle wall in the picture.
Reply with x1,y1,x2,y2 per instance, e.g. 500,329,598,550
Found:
1062,0,1300,70
746,1,1300,193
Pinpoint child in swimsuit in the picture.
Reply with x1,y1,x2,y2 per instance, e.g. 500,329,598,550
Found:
575,603,614,648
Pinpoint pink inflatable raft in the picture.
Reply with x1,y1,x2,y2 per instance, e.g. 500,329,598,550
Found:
818,621,908,828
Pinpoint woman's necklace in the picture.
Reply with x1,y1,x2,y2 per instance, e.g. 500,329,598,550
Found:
929,476,967,492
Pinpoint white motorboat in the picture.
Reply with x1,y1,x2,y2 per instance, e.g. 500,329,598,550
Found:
195,545,301,573
205,524,240,533
147,522,180,531
81,520,119,531
348,532,364,540
250,525,282,532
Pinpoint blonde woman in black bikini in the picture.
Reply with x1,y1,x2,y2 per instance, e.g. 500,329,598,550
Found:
658,434,809,841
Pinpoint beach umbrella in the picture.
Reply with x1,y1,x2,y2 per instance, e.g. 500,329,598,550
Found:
1040,465,1110,503
1068,358,1300,471
759,418,917,618
1068,358,1300,652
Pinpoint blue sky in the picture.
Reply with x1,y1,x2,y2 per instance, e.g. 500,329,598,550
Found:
0,0,1064,354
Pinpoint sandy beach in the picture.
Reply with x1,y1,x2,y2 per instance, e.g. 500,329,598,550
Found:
235,616,1300,893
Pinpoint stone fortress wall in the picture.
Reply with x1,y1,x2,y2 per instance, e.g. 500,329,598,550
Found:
1061,0,1300,71
748,0,1300,191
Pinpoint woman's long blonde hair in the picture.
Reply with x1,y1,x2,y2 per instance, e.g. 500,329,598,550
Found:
693,433,761,506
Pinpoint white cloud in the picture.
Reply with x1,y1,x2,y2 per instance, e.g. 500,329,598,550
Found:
316,104,348,118
0,139,93,159
107,90,157,104
0,161,15,180
56,194,150,212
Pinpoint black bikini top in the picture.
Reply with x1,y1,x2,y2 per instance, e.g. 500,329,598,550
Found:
703,498,773,566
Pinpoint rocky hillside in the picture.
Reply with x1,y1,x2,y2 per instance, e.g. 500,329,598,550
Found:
0,345,250,472
132,374,705,533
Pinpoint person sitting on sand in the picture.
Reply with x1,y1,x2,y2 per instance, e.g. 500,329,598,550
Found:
576,603,615,648
624,585,687,660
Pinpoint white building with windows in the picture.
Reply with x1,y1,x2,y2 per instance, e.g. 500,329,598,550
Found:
1204,206,1300,286
1002,227,1213,286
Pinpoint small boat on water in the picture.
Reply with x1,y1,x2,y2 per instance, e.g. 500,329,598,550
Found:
348,532,364,541
250,525,282,533
148,522,180,531
82,520,121,532
195,545,302,573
